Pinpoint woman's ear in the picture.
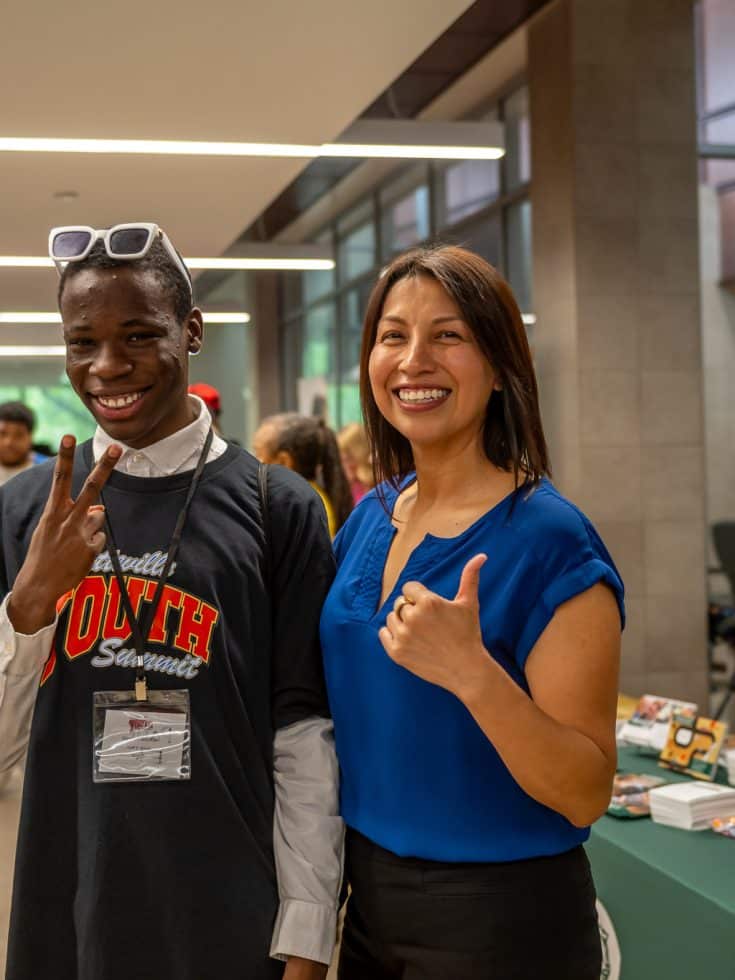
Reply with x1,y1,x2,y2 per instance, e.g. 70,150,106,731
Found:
275,450,295,470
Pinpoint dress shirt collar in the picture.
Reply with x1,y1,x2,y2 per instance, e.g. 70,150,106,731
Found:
93,395,227,476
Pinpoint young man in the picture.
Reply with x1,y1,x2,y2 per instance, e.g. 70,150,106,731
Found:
0,227,342,980
0,401,47,486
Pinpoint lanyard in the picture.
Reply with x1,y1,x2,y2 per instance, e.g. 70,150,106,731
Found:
101,427,214,701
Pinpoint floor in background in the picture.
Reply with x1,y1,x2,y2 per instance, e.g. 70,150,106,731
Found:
0,767,22,976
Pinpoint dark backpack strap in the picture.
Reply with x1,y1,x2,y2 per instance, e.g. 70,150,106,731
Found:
257,462,271,590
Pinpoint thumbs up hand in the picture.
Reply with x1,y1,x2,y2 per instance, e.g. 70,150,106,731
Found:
379,553,490,698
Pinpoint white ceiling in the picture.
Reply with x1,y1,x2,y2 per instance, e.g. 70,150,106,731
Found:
0,0,472,315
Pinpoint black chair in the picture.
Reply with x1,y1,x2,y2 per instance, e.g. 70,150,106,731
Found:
713,522,735,598
709,521,735,719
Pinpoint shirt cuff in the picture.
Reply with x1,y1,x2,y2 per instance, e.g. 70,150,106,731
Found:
0,593,58,675
269,898,337,965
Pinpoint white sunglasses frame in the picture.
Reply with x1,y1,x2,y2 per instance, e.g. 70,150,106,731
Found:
48,222,192,296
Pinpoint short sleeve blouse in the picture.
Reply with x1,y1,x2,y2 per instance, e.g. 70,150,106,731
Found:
320,478,624,863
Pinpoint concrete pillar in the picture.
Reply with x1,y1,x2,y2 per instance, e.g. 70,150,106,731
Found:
529,0,708,704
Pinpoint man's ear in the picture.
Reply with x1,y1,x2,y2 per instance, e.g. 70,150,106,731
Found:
186,308,204,355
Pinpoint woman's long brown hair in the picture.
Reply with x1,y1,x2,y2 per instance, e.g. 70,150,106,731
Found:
359,245,550,493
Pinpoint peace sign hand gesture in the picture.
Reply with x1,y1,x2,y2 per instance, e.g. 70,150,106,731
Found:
7,435,122,634
379,553,490,699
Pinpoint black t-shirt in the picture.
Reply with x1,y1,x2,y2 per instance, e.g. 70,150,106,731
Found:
1,442,334,980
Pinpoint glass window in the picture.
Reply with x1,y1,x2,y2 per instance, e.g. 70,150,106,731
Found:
700,0,735,115
435,159,501,228
281,318,302,412
446,216,502,269
0,378,95,449
506,200,533,315
705,111,735,146
338,280,374,424
703,157,735,188
303,303,335,378
379,164,430,258
303,267,335,306
337,200,376,283
301,302,338,423
504,86,531,191
303,229,336,305
281,274,303,317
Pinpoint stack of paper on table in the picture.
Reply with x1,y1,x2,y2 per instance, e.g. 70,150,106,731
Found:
649,781,735,830
725,747,735,786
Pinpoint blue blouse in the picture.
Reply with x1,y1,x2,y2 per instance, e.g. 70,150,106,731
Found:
320,477,625,863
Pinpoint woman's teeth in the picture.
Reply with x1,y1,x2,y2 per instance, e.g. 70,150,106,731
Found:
97,392,144,408
397,388,450,403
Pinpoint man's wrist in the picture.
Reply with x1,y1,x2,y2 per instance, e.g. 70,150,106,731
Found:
283,957,328,979
7,588,58,635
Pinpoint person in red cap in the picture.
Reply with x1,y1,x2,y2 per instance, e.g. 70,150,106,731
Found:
188,382,221,431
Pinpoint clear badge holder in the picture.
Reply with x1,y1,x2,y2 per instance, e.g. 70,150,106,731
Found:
92,690,191,783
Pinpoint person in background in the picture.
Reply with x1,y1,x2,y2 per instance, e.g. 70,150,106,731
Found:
337,423,373,505
254,414,353,537
320,246,624,980
0,405,49,791
0,401,48,485
188,381,223,435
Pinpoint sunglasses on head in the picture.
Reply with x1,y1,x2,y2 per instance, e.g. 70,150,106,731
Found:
48,222,192,296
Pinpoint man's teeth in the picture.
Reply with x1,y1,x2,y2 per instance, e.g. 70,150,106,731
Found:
97,392,143,409
397,388,450,403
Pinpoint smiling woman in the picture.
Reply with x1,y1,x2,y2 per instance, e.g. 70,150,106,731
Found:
320,245,624,980
359,246,548,494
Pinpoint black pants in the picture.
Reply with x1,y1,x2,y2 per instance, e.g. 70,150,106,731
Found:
338,828,602,980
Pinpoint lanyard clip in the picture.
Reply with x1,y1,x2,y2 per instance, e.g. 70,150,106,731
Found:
135,677,148,702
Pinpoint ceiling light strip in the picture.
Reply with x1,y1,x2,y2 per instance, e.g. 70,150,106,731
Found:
187,258,334,271
319,144,503,160
0,256,334,271
0,312,61,323
0,136,503,161
0,346,66,357
0,138,317,158
0,312,250,324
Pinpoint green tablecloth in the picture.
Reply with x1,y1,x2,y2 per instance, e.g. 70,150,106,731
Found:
587,745,735,980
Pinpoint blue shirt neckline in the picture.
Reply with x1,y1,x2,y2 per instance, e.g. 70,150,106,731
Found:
368,476,541,621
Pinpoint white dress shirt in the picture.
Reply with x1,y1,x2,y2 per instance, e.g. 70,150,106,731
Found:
0,396,342,964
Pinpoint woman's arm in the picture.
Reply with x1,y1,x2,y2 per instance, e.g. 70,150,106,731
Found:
459,581,620,826
380,557,621,827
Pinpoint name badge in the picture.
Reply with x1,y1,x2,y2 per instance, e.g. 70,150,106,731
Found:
92,690,191,783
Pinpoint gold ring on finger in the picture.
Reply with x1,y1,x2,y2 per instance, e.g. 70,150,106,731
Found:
394,595,415,622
